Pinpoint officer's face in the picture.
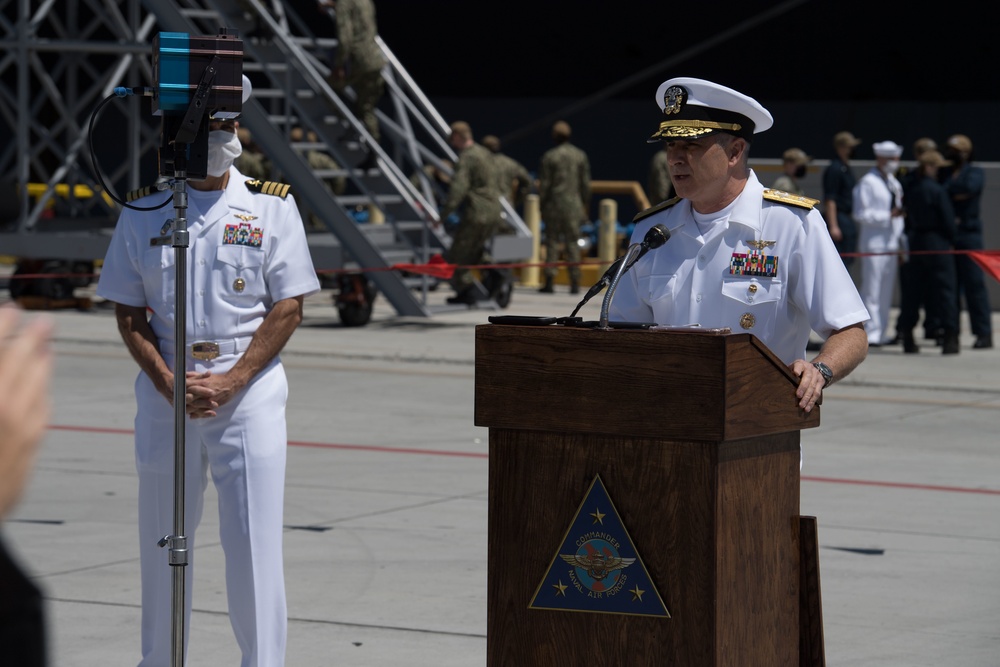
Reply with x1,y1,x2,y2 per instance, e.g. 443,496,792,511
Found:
665,134,741,211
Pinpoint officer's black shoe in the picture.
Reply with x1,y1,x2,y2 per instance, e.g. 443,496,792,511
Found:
538,278,554,294
942,332,961,355
973,335,994,349
902,331,919,354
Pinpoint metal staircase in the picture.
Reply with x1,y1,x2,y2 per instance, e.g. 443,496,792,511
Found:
0,0,532,322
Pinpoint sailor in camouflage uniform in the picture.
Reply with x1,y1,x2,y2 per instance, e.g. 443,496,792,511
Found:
440,121,505,305
320,0,385,145
482,134,533,210
538,120,591,294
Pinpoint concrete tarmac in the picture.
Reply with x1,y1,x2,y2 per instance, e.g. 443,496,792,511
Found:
2,284,999,666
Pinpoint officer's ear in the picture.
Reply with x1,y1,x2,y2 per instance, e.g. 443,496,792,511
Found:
724,136,747,165
732,138,747,160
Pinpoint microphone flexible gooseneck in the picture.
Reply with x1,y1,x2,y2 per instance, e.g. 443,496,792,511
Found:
596,224,670,328
569,224,671,318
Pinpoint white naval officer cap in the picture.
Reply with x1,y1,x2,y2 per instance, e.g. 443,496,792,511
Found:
872,140,903,158
648,77,773,143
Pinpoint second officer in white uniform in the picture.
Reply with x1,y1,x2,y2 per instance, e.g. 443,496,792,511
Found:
610,77,870,412
96,79,321,667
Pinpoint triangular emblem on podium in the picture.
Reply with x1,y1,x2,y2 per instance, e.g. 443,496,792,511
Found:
529,475,670,618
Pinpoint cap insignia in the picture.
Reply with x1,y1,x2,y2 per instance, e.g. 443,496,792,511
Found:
663,86,686,115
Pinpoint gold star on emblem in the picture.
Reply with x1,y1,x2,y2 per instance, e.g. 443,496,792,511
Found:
590,508,605,525
553,581,568,597
234,213,258,222
630,585,645,602
747,239,776,250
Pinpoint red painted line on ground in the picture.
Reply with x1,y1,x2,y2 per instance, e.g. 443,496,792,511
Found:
46,426,999,489
49,424,134,436
288,439,488,459
802,475,1000,496
48,424,488,459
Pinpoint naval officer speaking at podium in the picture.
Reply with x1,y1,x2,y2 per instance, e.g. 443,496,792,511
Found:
609,77,870,413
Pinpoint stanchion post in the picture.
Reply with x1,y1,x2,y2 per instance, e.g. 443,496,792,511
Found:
521,193,542,288
598,198,618,272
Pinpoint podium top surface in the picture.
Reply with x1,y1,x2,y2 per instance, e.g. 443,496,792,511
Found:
474,324,819,442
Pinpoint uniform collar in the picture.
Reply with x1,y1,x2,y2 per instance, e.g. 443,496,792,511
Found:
674,170,765,239
190,167,255,234
223,166,257,217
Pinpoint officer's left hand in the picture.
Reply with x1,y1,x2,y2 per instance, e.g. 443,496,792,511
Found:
790,359,824,413
185,371,243,419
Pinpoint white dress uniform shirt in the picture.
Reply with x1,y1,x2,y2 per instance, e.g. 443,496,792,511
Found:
610,170,869,365
97,166,321,369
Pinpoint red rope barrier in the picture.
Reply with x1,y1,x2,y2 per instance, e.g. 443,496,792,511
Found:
5,249,1000,282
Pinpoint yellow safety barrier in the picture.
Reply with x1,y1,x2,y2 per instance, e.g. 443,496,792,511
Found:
25,182,115,209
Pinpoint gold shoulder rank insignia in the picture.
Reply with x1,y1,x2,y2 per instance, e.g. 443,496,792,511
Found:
125,184,165,203
633,196,681,223
762,189,819,209
245,179,291,199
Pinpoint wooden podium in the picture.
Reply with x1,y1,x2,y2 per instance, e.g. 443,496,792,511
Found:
475,324,825,666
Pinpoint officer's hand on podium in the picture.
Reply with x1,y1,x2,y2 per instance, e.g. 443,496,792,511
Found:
790,359,826,413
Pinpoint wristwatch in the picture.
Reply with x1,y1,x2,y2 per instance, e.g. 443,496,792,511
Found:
812,362,833,388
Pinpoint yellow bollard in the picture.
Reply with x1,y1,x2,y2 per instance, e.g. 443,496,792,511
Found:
521,193,542,288
598,198,618,272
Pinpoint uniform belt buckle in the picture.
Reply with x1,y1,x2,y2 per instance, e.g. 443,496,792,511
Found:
191,342,220,360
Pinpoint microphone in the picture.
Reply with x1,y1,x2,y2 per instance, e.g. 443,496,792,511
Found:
569,224,670,318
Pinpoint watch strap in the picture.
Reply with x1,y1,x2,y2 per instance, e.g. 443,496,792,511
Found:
812,361,833,388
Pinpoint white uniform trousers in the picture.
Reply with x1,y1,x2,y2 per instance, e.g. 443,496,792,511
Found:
858,227,899,345
133,357,288,667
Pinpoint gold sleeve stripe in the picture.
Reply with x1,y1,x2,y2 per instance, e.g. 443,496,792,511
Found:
245,179,291,199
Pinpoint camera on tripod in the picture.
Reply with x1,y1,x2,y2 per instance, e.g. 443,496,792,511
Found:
152,27,244,180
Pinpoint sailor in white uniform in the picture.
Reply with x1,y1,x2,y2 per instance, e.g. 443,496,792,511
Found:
96,77,320,667
852,140,906,345
610,77,870,412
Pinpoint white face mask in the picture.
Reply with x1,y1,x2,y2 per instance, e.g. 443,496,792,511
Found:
206,130,243,177
881,159,900,175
